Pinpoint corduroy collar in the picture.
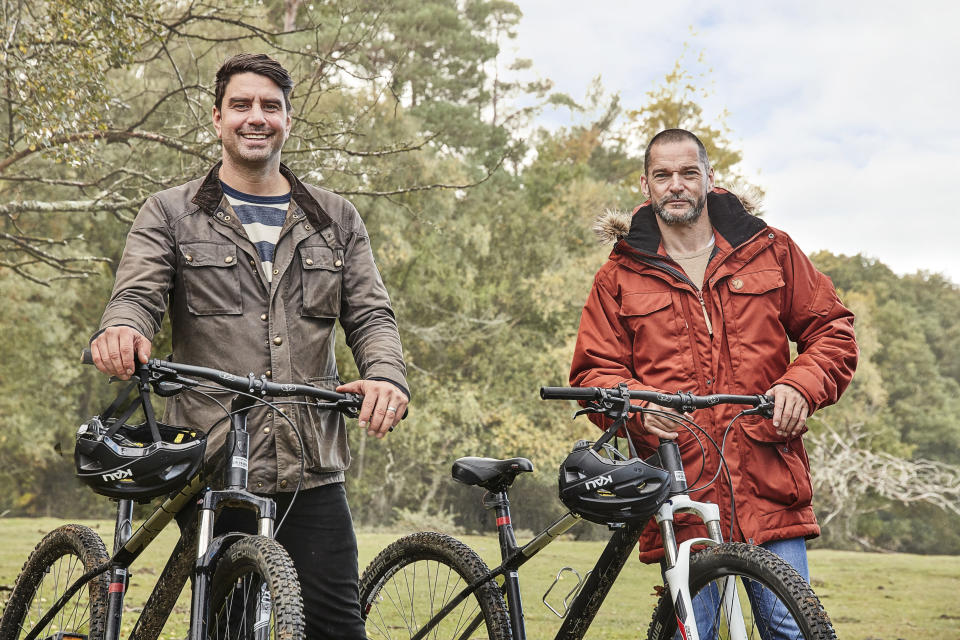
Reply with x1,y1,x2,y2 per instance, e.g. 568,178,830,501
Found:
191,160,333,231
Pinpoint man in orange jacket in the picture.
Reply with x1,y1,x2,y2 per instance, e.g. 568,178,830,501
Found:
570,128,857,636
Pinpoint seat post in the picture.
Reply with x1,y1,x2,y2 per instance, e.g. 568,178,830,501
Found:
483,489,526,640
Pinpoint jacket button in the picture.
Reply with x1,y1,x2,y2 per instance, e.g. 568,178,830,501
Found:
265,370,272,378
768,233,775,239
280,480,288,488
334,259,343,267
304,224,311,231
731,278,744,290
260,313,268,321
257,481,263,488
305,258,314,266
263,427,271,434
223,215,231,221
224,256,233,264
185,255,193,262
273,336,282,346
273,269,279,275
249,259,256,267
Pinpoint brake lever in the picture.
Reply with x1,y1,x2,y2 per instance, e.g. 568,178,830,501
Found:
741,395,775,419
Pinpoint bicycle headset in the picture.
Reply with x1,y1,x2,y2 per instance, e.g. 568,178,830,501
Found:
558,440,671,525
75,379,206,500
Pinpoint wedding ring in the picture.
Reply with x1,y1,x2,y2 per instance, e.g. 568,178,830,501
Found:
386,406,397,413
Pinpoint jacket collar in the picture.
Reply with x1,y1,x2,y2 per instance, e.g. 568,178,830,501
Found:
621,188,767,256
191,160,333,230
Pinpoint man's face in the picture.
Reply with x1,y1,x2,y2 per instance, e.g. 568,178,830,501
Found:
641,140,714,226
213,72,291,167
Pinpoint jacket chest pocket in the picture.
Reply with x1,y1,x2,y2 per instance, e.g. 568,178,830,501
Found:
180,242,242,315
723,268,785,328
299,245,343,318
618,290,679,369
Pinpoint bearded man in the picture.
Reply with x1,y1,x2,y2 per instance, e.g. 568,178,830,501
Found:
570,128,857,638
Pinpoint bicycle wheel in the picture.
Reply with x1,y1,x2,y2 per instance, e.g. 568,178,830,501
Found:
647,542,836,640
0,524,110,640
207,535,304,640
359,531,511,640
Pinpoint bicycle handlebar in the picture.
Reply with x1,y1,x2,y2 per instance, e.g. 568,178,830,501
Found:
540,386,773,415
81,348,358,406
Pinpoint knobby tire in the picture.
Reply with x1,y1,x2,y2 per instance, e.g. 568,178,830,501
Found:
0,524,110,640
207,535,304,640
359,531,511,640
647,542,836,640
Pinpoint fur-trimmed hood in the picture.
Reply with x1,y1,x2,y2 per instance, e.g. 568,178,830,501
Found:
594,185,763,245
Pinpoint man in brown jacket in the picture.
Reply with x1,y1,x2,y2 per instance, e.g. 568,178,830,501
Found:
570,129,857,637
90,53,407,639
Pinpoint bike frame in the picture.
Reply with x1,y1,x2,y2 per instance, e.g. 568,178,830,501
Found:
406,440,751,640
26,390,278,640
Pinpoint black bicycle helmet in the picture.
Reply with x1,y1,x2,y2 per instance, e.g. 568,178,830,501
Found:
75,416,206,500
558,441,671,525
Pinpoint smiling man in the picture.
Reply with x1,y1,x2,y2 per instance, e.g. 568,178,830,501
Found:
90,54,408,639
570,129,858,638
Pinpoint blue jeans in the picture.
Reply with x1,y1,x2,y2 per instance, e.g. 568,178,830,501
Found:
675,537,808,640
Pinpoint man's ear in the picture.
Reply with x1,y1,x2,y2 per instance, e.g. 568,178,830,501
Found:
212,106,222,139
640,174,650,199
707,166,715,190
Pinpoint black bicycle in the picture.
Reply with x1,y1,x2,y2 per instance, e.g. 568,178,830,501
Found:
0,351,364,640
359,385,836,640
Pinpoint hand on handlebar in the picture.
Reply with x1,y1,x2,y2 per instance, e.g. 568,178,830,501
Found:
765,384,809,439
336,379,408,438
642,407,683,441
90,326,152,380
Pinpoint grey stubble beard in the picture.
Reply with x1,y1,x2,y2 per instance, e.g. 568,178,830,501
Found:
653,193,707,226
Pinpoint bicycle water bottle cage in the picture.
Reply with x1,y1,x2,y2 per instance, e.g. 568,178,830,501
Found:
557,443,670,525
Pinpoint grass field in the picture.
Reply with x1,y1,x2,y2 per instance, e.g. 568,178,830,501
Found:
1,518,958,638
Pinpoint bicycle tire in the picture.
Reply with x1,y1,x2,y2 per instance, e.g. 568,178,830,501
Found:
207,535,304,640
0,524,110,640
647,542,836,640
359,531,511,640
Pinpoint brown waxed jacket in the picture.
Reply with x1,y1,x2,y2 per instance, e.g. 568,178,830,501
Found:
98,162,407,493
570,188,857,562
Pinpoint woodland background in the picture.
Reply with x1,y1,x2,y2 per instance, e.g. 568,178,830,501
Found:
1,0,958,554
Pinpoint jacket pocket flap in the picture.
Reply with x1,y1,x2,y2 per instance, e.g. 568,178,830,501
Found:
620,291,672,316
180,242,237,268
299,245,342,271
739,415,782,443
727,269,784,295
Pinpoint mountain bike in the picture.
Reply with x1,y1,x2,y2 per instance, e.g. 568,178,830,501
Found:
0,351,365,640
359,385,836,640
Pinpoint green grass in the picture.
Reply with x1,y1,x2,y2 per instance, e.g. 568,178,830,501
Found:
1,518,958,638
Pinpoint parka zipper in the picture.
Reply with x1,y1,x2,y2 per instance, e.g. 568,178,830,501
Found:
698,293,714,336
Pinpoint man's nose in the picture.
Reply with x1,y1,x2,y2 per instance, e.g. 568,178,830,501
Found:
247,104,266,124
668,173,683,191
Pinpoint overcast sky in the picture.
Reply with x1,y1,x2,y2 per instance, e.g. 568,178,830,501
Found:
509,0,960,283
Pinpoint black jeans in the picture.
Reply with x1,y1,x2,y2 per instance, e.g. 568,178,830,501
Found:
211,483,367,640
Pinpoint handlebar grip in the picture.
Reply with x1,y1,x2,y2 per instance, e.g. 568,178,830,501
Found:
81,348,94,365
539,386,599,400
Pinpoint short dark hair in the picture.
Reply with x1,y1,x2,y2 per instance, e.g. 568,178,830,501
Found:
214,53,294,112
644,129,710,175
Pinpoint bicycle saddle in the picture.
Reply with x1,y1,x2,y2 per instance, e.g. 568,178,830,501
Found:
452,457,534,492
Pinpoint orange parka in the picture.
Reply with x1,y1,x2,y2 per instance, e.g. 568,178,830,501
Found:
569,189,858,562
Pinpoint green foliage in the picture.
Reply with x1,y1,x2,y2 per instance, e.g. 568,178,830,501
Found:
1,0,958,555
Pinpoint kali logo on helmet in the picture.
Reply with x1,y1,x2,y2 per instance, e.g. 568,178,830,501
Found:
102,468,134,482
584,473,613,491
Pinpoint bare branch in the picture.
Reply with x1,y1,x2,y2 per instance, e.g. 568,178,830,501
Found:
0,199,137,215
0,129,215,174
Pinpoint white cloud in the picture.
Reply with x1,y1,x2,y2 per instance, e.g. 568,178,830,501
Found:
511,0,960,282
